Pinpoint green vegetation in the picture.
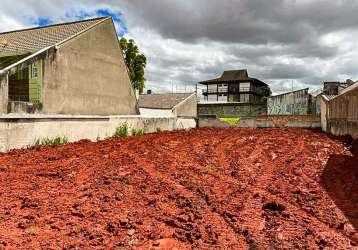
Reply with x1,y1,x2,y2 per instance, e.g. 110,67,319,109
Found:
261,85,272,102
119,38,147,94
156,127,162,133
114,124,129,137
34,136,69,147
114,124,145,137
131,128,144,136
219,117,240,125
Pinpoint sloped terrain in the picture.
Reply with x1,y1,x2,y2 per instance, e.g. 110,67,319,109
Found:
0,128,356,249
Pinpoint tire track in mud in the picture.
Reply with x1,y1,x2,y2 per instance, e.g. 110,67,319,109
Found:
149,129,354,248
121,142,248,248
0,128,355,249
197,130,354,248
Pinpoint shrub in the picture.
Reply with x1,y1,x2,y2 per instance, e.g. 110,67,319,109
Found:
34,136,69,147
114,124,128,137
131,128,144,136
156,127,162,133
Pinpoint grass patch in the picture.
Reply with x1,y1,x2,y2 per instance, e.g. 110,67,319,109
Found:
114,124,128,137
219,117,240,125
131,128,144,136
34,136,69,147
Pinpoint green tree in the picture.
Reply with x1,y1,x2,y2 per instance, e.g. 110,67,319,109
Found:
262,85,272,97
119,38,147,94
260,85,272,102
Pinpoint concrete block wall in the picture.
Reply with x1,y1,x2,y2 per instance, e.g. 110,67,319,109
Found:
198,115,321,129
267,89,313,115
323,86,358,139
198,103,267,117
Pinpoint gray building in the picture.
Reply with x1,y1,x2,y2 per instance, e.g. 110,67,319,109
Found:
267,88,318,115
139,93,197,118
321,81,358,138
198,69,268,117
0,17,138,115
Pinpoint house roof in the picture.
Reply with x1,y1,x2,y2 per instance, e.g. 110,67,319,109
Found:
328,81,358,101
322,95,337,101
199,69,267,86
0,17,107,58
270,88,309,98
139,93,194,109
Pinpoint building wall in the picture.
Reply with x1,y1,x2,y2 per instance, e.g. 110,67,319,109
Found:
139,108,174,117
174,94,197,117
320,97,328,132
198,115,321,128
29,59,43,102
0,75,8,113
267,89,313,115
42,19,138,115
140,94,197,118
198,103,267,117
325,87,358,139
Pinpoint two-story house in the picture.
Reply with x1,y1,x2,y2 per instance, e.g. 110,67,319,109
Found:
198,69,269,117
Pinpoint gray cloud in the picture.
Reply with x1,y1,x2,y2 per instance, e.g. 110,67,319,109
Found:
122,0,358,45
1,0,358,94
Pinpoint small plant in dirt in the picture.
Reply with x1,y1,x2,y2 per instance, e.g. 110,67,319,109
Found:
156,127,161,133
219,117,240,125
131,128,144,136
114,124,128,137
34,136,69,147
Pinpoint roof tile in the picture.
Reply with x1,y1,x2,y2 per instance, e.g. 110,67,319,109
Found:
139,93,194,109
0,17,106,57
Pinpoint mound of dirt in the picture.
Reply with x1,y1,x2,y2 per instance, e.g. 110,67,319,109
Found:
0,128,356,249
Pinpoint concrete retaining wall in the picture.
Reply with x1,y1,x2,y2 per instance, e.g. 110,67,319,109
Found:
267,88,315,115
0,115,196,152
198,115,321,128
198,103,267,117
323,85,358,139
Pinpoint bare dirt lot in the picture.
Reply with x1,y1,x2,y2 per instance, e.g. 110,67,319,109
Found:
0,128,356,249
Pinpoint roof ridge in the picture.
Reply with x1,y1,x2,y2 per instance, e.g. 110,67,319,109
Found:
271,88,309,97
223,69,248,72
0,17,108,36
139,93,193,96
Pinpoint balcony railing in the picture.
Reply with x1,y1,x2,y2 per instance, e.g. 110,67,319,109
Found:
202,86,264,95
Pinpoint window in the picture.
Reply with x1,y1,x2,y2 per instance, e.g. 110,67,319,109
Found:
218,94,227,102
240,94,250,103
218,84,228,93
229,94,240,102
208,84,217,93
240,82,251,92
31,63,38,79
208,94,217,102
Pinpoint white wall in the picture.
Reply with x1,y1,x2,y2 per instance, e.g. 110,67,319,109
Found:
139,108,174,117
0,115,196,152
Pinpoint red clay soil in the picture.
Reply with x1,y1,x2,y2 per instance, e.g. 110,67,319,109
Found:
0,128,356,249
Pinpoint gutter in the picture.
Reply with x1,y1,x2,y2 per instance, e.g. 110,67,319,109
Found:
0,45,53,76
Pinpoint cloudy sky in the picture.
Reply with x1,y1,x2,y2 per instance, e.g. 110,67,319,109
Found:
1,0,358,94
